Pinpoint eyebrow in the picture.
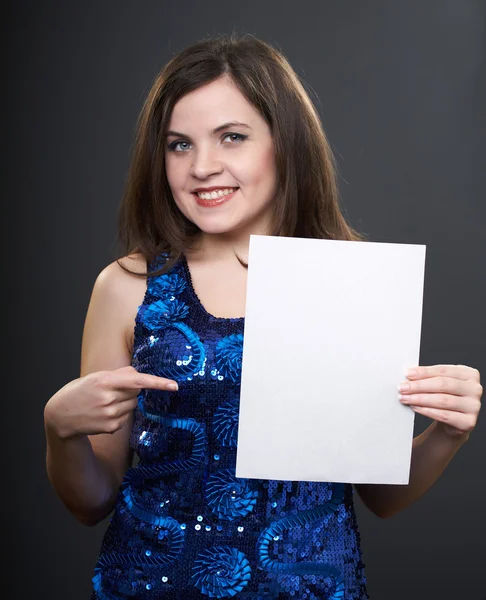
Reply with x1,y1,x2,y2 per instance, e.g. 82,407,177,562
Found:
165,121,252,138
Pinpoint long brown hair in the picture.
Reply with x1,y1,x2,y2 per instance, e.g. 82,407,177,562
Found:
116,32,366,277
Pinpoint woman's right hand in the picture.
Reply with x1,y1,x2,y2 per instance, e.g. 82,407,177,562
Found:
44,366,178,439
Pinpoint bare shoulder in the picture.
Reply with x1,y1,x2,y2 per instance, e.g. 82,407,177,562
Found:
97,253,147,286
91,253,148,356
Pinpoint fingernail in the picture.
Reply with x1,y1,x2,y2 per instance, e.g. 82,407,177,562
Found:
406,369,418,378
398,383,410,392
167,382,178,391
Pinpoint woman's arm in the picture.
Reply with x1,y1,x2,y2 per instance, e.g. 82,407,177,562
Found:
44,255,146,526
354,421,468,519
355,364,482,518
44,414,133,526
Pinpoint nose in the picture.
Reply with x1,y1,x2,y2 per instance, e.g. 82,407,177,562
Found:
190,146,223,179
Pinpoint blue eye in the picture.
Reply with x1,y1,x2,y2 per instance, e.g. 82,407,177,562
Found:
167,132,247,153
223,133,247,144
168,140,191,152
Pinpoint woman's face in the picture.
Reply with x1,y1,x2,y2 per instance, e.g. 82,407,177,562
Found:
165,76,277,238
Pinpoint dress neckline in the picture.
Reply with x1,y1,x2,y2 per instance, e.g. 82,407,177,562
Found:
180,253,245,323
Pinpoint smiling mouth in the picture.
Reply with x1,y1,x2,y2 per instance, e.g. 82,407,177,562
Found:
193,188,239,207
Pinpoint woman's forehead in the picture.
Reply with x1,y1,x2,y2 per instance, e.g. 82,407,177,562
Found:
168,79,262,130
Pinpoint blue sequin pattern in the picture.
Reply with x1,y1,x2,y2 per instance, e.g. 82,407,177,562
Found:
91,253,369,599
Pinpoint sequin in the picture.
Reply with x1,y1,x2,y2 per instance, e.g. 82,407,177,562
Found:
191,546,251,597
90,253,369,599
150,272,186,298
214,334,244,382
213,398,239,447
139,297,189,330
206,469,258,520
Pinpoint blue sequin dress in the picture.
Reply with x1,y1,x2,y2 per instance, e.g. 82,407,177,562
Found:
91,253,369,599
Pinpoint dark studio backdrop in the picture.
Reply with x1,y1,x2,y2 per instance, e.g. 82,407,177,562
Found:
6,1,485,599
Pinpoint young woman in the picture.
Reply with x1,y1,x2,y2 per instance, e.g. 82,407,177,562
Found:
44,34,482,599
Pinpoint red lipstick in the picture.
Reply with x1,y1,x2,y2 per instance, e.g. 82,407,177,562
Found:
193,188,238,208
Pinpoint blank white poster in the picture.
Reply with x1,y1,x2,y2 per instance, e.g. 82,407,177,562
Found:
235,235,426,484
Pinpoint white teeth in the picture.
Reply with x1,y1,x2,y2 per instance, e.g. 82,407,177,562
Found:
196,188,236,200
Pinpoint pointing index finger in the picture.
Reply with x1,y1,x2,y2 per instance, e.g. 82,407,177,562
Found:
117,371,178,391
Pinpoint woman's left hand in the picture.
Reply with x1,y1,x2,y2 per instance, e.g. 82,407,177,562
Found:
398,365,483,439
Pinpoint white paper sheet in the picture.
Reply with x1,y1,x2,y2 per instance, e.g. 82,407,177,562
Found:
235,235,426,484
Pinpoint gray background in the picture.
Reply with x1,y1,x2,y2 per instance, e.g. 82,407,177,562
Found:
6,1,485,599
